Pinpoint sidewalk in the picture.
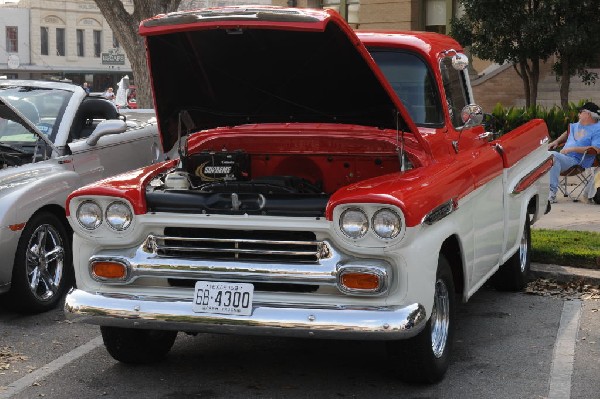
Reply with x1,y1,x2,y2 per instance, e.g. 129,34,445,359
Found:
533,197,600,233
531,194,600,285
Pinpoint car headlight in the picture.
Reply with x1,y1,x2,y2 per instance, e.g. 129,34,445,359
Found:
76,201,103,230
372,208,401,239
340,208,369,239
105,201,133,231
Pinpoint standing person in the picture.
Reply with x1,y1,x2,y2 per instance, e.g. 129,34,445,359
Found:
102,87,115,102
82,82,90,94
547,102,600,203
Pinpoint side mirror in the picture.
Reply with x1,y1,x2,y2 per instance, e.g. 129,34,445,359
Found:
460,104,484,128
86,119,127,146
451,53,469,71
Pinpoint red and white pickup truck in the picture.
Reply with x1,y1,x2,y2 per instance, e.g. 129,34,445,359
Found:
64,6,551,383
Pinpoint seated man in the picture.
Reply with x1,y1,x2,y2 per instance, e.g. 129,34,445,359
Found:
548,102,600,203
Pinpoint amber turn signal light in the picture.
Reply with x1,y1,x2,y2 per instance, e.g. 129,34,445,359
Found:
340,272,380,290
91,261,127,280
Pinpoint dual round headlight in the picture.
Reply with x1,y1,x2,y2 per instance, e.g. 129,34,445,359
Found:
339,207,402,239
76,200,132,231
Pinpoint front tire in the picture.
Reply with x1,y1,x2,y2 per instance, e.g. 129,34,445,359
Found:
387,255,456,383
9,212,72,313
101,327,177,364
492,215,531,291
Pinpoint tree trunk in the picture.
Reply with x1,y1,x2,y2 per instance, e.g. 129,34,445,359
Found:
93,0,182,109
517,60,531,108
529,58,539,108
560,58,570,110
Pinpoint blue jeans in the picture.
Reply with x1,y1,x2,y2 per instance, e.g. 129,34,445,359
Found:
549,152,579,197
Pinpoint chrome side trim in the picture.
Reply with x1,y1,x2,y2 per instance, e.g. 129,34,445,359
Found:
512,155,553,195
65,289,427,340
422,199,456,225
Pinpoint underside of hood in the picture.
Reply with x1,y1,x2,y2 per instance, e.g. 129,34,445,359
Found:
140,7,414,152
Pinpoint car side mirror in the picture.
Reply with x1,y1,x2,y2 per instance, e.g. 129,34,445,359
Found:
460,104,484,128
451,53,469,71
86,119,127,146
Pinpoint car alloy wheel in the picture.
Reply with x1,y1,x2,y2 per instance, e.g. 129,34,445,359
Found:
25,223,65,301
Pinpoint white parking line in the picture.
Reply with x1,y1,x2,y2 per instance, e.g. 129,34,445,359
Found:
0,336,103,399
548,300,582,399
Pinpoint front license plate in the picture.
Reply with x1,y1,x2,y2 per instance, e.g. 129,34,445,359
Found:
193,281,254,316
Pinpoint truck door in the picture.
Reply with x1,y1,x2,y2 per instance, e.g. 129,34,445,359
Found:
440,56,505,285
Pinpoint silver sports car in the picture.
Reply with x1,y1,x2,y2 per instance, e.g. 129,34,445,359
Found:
0,80,163,313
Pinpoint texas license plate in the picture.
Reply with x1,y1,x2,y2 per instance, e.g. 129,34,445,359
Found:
193,281,254,316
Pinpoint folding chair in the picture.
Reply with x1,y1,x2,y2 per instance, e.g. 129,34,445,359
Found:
558,148,598,202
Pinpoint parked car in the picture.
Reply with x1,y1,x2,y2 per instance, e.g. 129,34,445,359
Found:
0,80,163,313
64,7,551,382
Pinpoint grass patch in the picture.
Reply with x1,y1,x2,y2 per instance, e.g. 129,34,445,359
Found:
531,229,600,269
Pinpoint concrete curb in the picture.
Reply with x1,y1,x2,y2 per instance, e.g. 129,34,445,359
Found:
531,262,600,286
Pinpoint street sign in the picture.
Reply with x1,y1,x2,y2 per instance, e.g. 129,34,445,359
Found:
101,48,125,65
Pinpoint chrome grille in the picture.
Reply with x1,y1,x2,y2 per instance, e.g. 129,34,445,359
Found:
145,228,327,263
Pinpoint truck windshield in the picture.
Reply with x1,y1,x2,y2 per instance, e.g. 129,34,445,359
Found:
370,50,443,127
0,86,72,144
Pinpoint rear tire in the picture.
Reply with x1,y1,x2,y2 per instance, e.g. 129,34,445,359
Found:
492,215,531,291
387,255,456,383
101,326,177,364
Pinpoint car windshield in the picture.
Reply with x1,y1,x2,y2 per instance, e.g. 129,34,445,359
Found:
369,49,443,127
0,86,72,146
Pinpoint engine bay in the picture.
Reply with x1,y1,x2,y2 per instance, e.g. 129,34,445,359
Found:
146,143,411,217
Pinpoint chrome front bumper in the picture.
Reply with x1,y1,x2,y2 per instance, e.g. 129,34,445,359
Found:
65,289,427,340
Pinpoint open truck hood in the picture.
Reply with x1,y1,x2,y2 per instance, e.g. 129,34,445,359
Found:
139,6,422,153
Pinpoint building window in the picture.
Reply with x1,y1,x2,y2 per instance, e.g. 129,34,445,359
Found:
56,28,65,56
41,27,49,55
6,26,18,52
112,33,119,49
93,30,101,57
77,29,85,57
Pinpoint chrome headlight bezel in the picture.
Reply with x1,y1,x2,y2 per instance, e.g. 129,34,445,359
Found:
334,204,406,246
339,208,369,239
371,208,402,239
105,201,133,231
76,200,103,230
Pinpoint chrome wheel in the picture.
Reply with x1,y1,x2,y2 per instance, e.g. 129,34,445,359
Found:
519,226,529,273
431,278,450,358
25,223,65,301
387,255,455,383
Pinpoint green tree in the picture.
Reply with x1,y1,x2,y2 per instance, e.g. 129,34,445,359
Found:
550,0,600,109
93,0,183,108
451,0,555,108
